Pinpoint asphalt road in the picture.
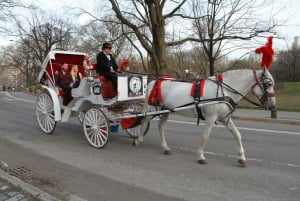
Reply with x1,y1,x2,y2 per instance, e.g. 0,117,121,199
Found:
0,92,299,201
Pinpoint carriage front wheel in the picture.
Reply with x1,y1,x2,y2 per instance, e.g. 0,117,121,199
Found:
125,121,150,138
36,92,57,134
83,108,110,148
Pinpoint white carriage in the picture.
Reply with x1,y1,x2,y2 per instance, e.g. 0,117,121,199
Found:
36,51,149,148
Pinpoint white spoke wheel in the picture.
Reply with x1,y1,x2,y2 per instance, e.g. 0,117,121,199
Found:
36,92,56,134
83,108,110,148
125,121,150,138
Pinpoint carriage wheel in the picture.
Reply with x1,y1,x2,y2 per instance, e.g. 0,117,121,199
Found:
125,121,150,138
36,92,57,134
83,108,110,148
78,111,85,124
124,102,150,138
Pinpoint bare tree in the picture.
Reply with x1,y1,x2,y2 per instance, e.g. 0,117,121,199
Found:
0,0,25,33
191,0,279,75
74,18,131,64
108,0,193,78
12,9,75,64
272,48,300,82
7,8,76,86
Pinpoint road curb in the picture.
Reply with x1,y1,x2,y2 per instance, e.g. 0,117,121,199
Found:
0,168,61,201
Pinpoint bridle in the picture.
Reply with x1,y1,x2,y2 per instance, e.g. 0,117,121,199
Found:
252,70,276,106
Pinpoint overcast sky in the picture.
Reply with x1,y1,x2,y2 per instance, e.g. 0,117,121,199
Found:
10,0,300,52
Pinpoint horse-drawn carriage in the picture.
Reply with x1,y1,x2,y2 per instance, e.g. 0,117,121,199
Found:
36,37,276,166
36,51,148,148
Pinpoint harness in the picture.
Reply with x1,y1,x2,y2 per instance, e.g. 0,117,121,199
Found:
191,73,237,125
148,70,274,125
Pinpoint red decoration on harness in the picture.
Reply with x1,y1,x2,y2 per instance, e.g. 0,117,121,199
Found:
215,73,223,82
255,36,274,69
190,79,206,97
148,76,175,105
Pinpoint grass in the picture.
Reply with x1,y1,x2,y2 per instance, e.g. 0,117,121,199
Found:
239,82,300,112
275,82,300,111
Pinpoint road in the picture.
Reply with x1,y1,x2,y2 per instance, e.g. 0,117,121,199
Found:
0,92,299,201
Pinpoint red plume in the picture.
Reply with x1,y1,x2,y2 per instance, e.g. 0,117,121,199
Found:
255,36,274,69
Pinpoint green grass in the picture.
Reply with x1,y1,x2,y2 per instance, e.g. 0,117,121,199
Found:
275,82,300,111
239,82,300,112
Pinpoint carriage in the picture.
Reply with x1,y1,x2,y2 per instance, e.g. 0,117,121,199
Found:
36,37,276,166
36,51,149,148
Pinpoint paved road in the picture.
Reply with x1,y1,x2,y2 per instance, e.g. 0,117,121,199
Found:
0,92,299,201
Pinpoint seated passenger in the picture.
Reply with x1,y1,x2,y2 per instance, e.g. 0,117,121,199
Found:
70,65,82,88
96,42,118,91
55,63,73,106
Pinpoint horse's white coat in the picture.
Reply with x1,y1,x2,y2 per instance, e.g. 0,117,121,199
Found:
135,69,276,166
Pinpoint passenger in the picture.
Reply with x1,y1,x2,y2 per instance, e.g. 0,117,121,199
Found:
70,65,82,88
96,42,118,91
55,63,73,106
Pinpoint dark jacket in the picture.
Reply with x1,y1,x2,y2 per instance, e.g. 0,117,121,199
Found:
96,51,118,75
55,71,72,89
72,72,81,88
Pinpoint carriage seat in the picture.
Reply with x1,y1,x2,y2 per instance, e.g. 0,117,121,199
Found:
71,77,90,97
99,76,117,99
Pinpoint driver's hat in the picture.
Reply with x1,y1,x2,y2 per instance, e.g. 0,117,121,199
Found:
102,42,112,49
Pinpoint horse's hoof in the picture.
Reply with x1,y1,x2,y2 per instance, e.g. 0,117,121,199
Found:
132,140,137,146
163,150,172,155
198,159,207,165
238,159,246,167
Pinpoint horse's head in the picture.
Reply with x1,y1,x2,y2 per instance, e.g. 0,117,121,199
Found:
252,68,276,110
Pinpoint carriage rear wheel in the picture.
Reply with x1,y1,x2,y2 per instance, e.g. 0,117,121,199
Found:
36,92,57,134
83,108,110,148
125,121,150,138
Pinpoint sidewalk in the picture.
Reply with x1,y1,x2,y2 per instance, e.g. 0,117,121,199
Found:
0,164,61,201
233,108,300,125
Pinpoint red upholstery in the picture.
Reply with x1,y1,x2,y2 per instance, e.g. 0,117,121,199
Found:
99,76,117,99
58,89,65,96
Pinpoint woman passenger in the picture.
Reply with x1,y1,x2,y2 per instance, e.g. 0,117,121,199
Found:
70,65,82,88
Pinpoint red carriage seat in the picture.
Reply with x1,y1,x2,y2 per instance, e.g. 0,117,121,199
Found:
87,64,117,99
99,76,117,99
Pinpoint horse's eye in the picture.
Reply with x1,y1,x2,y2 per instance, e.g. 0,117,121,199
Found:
264,81,272,87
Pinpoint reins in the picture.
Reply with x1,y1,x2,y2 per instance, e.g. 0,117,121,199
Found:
208,79,264,108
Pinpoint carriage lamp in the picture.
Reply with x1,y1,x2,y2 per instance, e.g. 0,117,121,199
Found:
92,85,101,95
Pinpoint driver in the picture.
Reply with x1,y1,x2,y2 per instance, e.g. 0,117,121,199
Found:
96,42,118,91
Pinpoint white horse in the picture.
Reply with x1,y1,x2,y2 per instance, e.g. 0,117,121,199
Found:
134,68,276,167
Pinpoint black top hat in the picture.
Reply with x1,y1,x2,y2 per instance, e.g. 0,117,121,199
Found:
102,42,112,49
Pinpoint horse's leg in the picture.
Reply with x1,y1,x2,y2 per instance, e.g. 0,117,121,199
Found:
132,117,149,146
223,118,247,167
158,113,171,155
197,120,214,164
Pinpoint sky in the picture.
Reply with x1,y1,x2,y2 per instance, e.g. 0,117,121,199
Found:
4,0,300,53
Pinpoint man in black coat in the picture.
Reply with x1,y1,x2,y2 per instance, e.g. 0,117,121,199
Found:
96,42,118,91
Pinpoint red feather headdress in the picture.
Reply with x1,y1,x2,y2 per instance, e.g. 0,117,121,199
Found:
255,36,274,69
